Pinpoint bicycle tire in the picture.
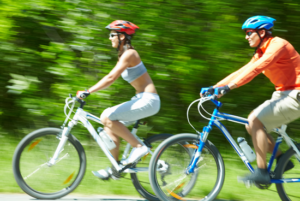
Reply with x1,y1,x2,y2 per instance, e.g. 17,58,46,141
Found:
275,144,300,201
149,133,225,201
130,133,173,201
12,127,86,199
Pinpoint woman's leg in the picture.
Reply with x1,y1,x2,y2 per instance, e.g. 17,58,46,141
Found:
102,116,141,148
100,94,160,165
104,127,121,160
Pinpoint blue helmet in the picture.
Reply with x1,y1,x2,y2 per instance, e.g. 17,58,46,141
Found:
242,16,276,30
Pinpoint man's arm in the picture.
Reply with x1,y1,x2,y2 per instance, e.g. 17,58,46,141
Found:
230,40,287,87
214,58,255,88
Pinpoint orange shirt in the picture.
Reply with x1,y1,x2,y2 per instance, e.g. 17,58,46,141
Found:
216,37,300,91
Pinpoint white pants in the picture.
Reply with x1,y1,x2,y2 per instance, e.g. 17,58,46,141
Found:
100,92,160,126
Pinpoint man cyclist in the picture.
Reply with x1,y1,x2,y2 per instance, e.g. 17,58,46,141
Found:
200,16,299,185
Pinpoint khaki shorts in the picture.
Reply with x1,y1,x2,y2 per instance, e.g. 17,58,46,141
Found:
253,90,300,132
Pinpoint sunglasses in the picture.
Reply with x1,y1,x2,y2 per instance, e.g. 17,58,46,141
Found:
109,33,119,38
246,30,256,36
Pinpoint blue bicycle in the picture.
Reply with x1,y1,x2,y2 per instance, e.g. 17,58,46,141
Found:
148,95,300,201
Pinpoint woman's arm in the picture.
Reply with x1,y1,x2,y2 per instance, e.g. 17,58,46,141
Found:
88,51,132,93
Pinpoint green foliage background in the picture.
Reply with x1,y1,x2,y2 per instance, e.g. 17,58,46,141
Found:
1,0,300,140
1,0,300,199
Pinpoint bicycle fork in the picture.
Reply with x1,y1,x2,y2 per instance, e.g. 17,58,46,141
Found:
48,121,76,166
186,126,211,174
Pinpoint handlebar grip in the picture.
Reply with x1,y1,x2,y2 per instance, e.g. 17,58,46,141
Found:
76,97,85,108
219,89,226,95
70,94,86,109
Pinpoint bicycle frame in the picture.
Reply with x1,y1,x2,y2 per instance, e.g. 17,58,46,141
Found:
49,98,152,173
187,97,300,184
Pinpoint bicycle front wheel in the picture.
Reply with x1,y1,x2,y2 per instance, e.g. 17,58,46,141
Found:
12,128,86,199
131,133,173,201
149,133,225,201
275,144,300,201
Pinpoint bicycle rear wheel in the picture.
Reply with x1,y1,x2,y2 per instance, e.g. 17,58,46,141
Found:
149,133,225,201
275,144,300,201
12,128,86,199
131,133,173,201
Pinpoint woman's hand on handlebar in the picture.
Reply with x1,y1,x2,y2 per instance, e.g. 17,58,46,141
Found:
76,90,90,100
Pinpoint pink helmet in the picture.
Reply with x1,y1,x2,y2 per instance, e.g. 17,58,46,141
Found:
106,20,139,35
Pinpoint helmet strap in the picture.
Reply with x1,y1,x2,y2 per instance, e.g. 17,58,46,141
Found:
117,33,133,58
254,29,265,55
117,34,121,52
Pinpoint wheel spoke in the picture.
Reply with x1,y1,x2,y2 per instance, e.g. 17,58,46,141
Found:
130,134,173,201
149,134,225,201
24,162,48,180
13,129,86,199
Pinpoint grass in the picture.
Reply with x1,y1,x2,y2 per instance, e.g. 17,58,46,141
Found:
0,136,298,200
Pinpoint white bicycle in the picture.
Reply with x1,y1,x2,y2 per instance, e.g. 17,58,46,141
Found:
12,94,172,200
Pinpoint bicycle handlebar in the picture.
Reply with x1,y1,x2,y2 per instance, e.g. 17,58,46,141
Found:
202,94,222,108
69,94,86,109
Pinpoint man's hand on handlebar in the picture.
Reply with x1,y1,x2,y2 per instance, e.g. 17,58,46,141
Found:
200,87,214,97
76,90,90,99
200,85,230,98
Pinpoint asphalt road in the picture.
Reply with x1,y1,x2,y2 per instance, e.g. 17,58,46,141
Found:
0,194,147,201
0,194,233,201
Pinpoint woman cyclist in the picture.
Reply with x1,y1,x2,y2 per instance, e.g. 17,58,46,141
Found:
77,20,160,180
200,16,299,185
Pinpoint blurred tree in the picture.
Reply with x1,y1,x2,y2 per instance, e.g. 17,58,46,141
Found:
0,0,300,144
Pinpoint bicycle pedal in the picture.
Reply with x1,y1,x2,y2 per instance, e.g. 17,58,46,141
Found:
119,163,136,173
110,175,121,181
245,180,252,188
237,176,253,188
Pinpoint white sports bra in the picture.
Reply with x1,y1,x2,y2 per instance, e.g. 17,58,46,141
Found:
121,61,147,83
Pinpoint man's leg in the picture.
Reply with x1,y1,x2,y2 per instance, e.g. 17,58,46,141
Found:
247,114,268,169
245,114,282,158
239,113,271,184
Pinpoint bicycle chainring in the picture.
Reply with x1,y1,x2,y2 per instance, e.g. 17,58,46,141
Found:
254,182,272,189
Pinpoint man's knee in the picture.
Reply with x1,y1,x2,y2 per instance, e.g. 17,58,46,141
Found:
245,124,251,135
245,111,255,134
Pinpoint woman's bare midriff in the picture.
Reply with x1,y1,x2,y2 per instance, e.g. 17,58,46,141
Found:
130,72,157,94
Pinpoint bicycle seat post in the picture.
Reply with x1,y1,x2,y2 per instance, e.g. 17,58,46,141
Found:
280,124,287,132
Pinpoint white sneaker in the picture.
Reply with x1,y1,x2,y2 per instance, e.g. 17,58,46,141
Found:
92,167,112,180
92,164,123,180
121,145,150,165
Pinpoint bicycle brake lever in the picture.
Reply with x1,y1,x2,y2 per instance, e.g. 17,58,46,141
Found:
212,95,218,101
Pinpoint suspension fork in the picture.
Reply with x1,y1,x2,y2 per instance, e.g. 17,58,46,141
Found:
186,108,218,174
186,127,211,174
48,120,76,166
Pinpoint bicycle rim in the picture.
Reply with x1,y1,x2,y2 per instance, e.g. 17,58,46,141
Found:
13,128,86,199
276,145,300,201
150,134,224,201
131,133,173,201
